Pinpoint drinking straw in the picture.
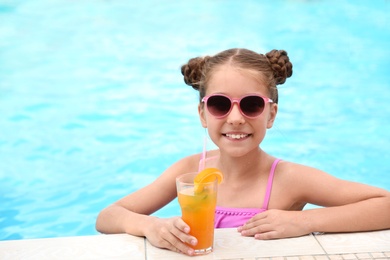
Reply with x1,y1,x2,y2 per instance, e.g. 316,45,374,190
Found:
199,133,207,171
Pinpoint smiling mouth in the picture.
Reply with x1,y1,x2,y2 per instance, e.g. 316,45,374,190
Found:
224,133,251,140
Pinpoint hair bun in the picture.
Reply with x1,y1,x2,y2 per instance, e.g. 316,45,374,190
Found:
265,50,293,85
181,56,210,90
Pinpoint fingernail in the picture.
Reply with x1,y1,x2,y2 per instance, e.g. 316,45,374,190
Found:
184,227,190,233
191,239,197,246
237,226,242,232
187,249,194,255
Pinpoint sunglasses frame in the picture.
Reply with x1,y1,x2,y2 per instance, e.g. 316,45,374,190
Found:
202,94,273,119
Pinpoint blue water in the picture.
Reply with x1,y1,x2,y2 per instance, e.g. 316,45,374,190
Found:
1,0,389,241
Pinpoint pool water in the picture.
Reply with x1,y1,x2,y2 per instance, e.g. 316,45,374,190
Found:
1,0,389,240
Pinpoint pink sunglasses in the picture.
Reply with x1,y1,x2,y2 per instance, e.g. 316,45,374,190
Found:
202,94,273,119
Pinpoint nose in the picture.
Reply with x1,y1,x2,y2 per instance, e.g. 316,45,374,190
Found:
226,103,245,125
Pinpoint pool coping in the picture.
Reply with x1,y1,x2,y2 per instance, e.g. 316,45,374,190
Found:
0,228,389,259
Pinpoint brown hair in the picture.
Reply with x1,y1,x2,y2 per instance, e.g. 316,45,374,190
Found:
180,48,293,103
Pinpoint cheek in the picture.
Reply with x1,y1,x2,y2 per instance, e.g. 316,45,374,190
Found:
252,121,268,144
205,120,222,139
205,117,217,130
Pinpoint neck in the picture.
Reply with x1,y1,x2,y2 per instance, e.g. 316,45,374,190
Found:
217,148,269,182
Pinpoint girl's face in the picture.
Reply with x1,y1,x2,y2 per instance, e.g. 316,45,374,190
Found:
198,64,277,158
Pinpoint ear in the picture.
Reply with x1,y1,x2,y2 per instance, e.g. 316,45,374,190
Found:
266,103,278,129
198,103,207,128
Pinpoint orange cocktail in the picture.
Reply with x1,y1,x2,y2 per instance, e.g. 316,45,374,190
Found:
176,170,221,255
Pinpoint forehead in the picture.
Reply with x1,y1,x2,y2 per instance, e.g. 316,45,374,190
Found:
207,64,268,95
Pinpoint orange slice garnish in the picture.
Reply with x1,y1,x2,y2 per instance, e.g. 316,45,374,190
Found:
194,168,223,193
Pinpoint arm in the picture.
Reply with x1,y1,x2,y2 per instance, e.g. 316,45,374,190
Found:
95,155,200,255
239,163,390,239
304,194,390,233
301,170,390,233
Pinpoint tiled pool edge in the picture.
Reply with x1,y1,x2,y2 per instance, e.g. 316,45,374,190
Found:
257,251,390,259
0,229,389,259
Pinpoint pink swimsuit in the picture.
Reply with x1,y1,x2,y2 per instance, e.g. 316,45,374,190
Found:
211,158,281,228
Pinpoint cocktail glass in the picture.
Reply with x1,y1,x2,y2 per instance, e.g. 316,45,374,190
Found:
176,172,218,255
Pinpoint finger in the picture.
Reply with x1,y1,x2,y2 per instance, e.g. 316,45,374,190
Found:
171,228,198,248
245,212,267,225
173,217,191,234
240,223,274,237
172,219,197,246
240,217,268,231
162,233,195,256
254,230,279,240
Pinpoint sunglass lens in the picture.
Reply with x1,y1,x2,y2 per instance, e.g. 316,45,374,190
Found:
240,96,265,117
207,96,231,117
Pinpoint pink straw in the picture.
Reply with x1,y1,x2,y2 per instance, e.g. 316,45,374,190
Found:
199,134,207,172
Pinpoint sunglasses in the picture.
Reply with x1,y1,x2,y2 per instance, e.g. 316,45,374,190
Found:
202,94,273,119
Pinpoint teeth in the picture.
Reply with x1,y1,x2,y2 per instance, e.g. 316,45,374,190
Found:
225,134,248,139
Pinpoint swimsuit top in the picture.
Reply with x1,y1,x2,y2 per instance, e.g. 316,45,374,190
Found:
199,157,281,228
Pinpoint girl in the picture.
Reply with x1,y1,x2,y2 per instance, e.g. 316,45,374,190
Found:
96,48,390,256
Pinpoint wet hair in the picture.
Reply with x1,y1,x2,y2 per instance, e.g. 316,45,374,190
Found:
180,48,293,103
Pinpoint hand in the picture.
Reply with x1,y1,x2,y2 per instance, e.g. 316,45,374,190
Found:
237,209,310,240
144,217,197,256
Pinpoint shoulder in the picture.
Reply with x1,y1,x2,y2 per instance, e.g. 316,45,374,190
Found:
136,153,203,198
274,160,360,202
155,152,204,184
273,160,338,196
275,160,332,180
276,160,350,190
159,149,220,181
168,153,203,175
275,160,390,207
